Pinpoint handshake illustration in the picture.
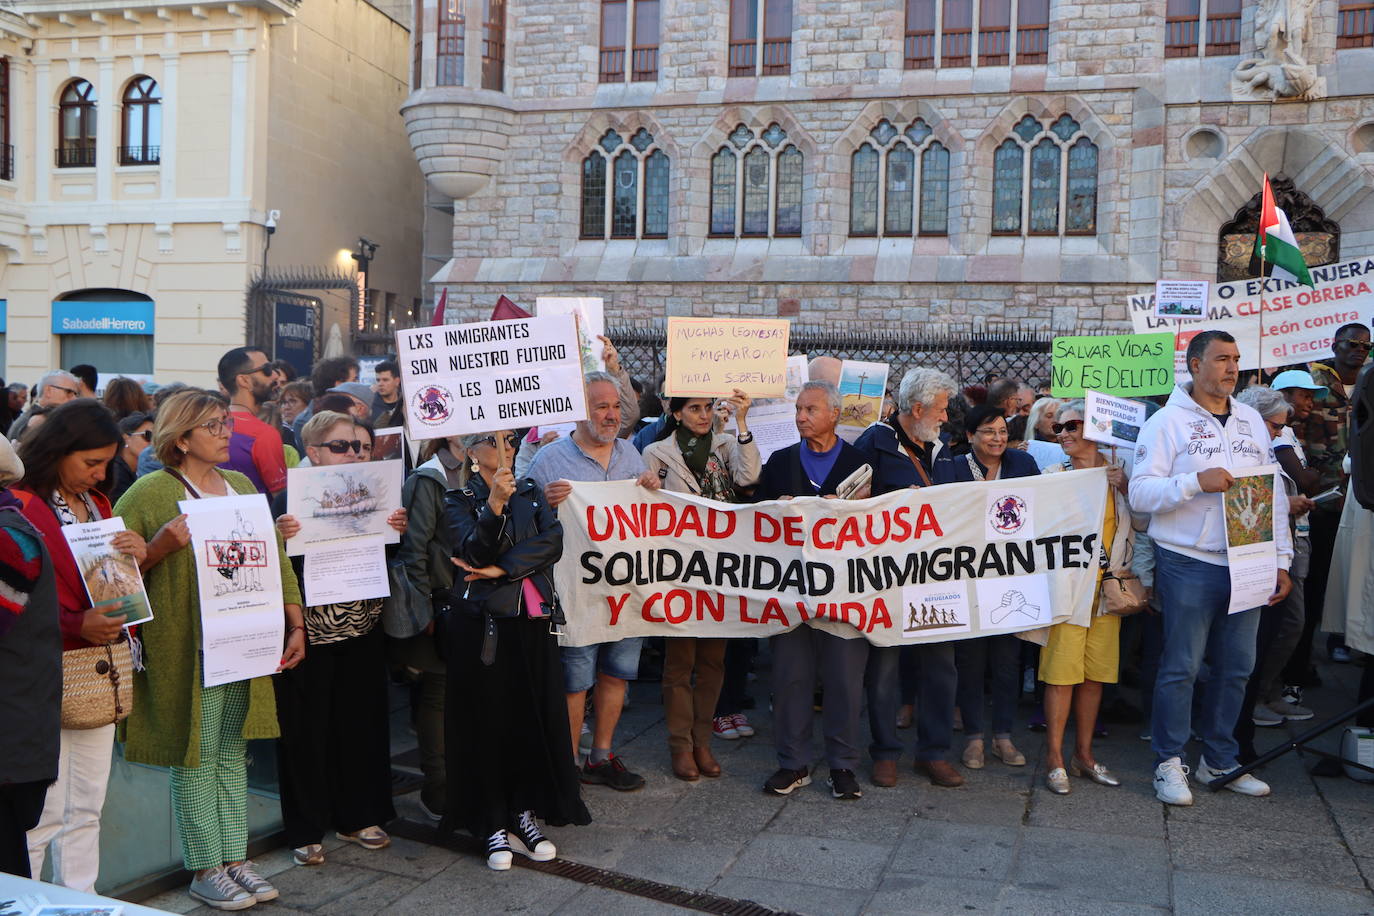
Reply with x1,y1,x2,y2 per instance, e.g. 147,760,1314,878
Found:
989,590,1041,625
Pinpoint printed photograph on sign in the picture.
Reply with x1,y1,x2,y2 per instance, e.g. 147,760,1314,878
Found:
372,426,405,462
1225,473,1275,547
62,517,154,626
974,573,1054,631
900,583,971,638
203,520,270,597
1154,280,1208,318
1083,390,1148,448
836,360,889,443
985,489,1036,541
286,459,404,555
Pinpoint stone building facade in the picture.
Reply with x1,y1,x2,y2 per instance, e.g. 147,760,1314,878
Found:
404,0,1374,336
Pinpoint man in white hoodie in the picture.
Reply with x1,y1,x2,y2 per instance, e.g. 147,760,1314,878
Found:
1130,330,1293,805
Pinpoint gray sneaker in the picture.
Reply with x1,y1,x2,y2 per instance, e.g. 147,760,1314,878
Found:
1252,703,1284,727
226,860,279,902
188,866,256,911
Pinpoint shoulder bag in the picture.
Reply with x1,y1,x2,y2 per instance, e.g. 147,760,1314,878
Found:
61,636,134,729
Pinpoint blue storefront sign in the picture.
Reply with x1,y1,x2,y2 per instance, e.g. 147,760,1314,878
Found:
274,301,316,377
51,301,155,335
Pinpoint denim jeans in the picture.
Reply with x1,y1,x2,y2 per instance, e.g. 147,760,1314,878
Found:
955,635,1020,739
866,643,956,762
1151,547,1261,769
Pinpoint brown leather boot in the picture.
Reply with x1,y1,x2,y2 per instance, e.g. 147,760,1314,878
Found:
871,759,898,788
693,744,722,777
914,759,966,788
671,750,700,781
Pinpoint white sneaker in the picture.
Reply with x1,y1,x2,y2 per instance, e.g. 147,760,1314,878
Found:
1197,757,1271,796
1153,756,1194,806
486,829,513,871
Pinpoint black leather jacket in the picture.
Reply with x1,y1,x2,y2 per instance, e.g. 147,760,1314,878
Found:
443,474,563,620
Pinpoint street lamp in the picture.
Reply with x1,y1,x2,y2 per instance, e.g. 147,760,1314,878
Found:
351,237,379,332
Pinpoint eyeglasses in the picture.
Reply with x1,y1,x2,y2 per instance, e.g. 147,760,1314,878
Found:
242,364,275,377
1341,340,1373,351
50,385,78,397
132,430,153,442
197,416,235,436
316,439,365,454
475,434,520,449
1052,420,1083,434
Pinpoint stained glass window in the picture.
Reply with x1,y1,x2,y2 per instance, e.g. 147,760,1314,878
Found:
850,145,880,237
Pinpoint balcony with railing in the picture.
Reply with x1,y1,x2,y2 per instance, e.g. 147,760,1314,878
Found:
0,144,12,182
600,47,625,82
56,144,96,168
979,27,1010,66
941,29,972,66
1016,25,1048,63
728,39,755,76
761,38,790,74
119,145,160,166
631,45,658,81
1165,16,1199,56
1338,3,1374,46
1205,12,1240,54
905,30,935,68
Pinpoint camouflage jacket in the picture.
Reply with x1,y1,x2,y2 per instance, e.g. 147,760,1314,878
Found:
1298,361,1351,504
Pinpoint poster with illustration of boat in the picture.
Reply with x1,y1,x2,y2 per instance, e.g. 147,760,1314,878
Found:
61,516,153,626
285,459,404,556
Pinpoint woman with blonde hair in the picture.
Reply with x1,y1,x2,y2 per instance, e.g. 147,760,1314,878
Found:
1038,398,1133,794
116,389,305,910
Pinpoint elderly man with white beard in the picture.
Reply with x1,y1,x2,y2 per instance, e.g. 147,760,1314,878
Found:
854,368,963,789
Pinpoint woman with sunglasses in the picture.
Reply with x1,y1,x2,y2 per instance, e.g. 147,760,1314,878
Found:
12,400,147,893
935,403,1039,772
1038,400,1132,795
270,411,407,869
115,390,305,910
641,390,760,781
109,411,154,504
443,428,590,871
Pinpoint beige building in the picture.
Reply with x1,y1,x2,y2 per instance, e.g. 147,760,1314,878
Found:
0,0,424,390
405,0,1374,335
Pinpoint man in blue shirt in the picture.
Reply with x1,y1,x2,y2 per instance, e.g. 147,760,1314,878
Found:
529,371,661,792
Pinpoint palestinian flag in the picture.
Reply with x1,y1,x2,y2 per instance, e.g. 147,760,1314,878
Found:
1253,174,1314,287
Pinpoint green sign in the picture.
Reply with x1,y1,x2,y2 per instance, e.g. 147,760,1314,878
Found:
1050,332,1176,398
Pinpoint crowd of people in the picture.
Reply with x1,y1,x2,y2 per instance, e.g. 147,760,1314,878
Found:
0,322,1368,909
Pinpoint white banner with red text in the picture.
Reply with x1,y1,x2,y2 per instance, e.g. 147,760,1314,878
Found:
552,470,1109,647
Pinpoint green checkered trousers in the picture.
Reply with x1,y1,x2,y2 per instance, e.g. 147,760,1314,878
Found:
170,680,250,871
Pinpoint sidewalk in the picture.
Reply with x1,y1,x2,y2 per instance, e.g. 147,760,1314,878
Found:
145,656,1374,915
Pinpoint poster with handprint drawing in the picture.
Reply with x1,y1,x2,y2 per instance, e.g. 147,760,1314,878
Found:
1223,467,1279,615
1224,473,1276,548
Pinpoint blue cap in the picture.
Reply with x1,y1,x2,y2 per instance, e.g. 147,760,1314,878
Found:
1269,369,1328,398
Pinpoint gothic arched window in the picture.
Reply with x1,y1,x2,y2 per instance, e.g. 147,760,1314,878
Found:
848,118,950,237
990,113,1097,236
579,128,670,240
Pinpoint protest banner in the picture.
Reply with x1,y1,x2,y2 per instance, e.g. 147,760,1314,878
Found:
552,470,1108,647
1224,466,1280,615
1128,255,1374,371
836,360,889,443
180,494,285,688
1050,332,1175,398
664,317,790,398
1155,280,1208,319
1083,390,1148,448
395,315,586,440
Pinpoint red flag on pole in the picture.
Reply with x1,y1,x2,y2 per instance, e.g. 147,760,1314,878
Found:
491,295,531,321
429,288,448,327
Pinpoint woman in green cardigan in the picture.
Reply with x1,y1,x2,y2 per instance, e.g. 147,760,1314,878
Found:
115,390,305,912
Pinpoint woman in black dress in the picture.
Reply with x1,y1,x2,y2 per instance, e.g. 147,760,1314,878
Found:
442,428,590,871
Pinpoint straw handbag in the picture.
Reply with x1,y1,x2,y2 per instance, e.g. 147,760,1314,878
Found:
61,637,133,729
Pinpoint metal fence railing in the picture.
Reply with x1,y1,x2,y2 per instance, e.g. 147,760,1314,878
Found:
605,321,1069,393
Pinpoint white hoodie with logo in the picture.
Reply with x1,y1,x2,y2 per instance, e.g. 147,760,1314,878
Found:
1129,384,1292,570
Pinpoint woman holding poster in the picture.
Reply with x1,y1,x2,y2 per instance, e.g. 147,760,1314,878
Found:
1038,399,1132,795
935,404,1038,772
442,428,590,871
13,400,146,893
116,390,306,911
642,391,761,781
271,412,408,868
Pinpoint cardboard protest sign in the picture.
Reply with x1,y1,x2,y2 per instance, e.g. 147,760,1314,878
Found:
536,297,605,372
1083,390,1147,448
553,470,1107,647
1050,333,1175,398
1129,255,1374,370
724,354,806,462
664,317,790,398
395,315,586,439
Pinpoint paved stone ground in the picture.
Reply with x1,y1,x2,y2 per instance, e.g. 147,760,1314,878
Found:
144,654,1374,916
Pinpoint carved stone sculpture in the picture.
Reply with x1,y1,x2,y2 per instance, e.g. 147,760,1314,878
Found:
1233,0,1325,101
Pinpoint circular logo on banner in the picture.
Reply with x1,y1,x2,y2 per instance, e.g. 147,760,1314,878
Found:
412,385,454,426
988,495,1029,536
